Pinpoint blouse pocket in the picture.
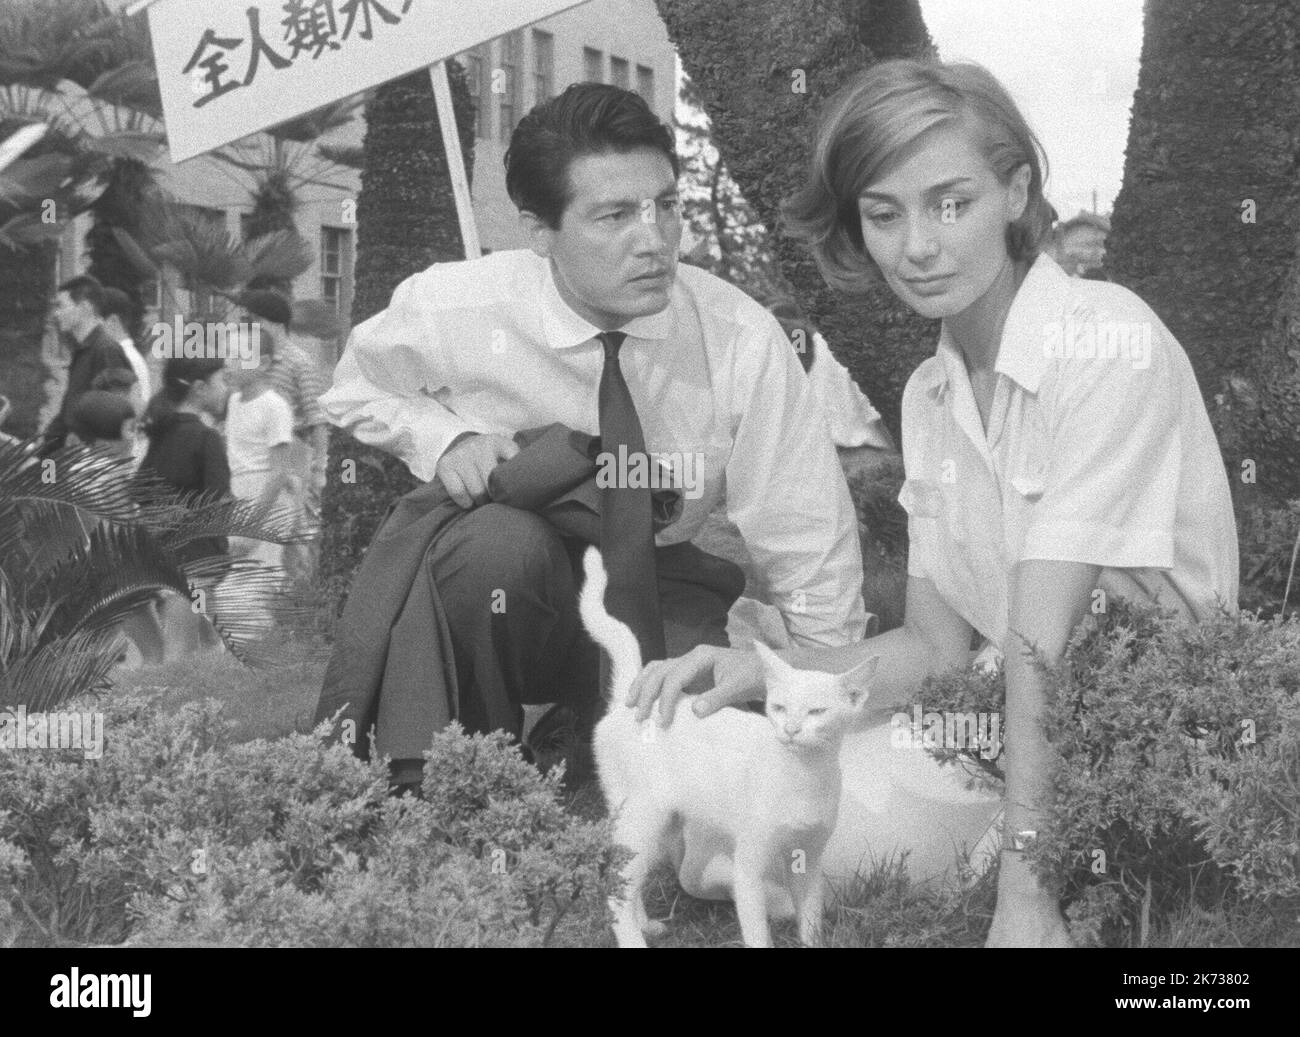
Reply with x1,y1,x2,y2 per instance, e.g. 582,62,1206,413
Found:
898,477,942,519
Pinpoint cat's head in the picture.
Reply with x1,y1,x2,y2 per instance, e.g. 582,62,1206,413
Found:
753,642,878,751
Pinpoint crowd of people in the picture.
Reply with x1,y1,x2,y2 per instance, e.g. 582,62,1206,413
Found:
34,275,329,663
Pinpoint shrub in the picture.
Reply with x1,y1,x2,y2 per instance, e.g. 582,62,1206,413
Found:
922,600,1300,946
0,699,620,947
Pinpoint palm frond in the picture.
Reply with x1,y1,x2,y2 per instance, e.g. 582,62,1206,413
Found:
0,625,121,712
242,229,314,282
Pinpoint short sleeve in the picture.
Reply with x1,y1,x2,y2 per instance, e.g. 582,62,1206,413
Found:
1020,319,1181,568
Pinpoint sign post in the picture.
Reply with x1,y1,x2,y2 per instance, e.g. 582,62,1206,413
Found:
428,61,480,259
142,0,592,258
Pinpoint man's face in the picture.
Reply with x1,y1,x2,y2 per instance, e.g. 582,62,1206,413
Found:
525,147,682,330
52,291,86,335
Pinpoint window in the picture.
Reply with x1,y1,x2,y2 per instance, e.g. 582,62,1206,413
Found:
610,56,629,90
320,226,351,314
532,30,554,105
498,31,522,143
636,64,655,108
465,47,489,140
582,46,602,83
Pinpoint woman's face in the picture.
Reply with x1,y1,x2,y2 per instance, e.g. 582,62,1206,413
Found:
856,123,1030,320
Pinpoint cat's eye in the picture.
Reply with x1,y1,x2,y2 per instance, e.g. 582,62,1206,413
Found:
807,708,827,717
769,704,786,713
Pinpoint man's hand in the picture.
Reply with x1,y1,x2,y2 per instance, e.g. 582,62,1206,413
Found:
626,644,766,727
986,850,1073,948
435,433,519,509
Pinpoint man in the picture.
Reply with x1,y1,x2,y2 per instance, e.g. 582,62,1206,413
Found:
238,289,330,582
320,84,866,788
43,275,133,453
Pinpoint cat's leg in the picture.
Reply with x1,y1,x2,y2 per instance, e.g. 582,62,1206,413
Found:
609,806,671,948
732,839,772,949
793,856,827,948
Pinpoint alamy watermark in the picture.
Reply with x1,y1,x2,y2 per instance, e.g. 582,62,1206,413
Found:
0,705,104,759
1042,318,1152,370
151,316,261,368
890,704,1002,760
595,446,704,500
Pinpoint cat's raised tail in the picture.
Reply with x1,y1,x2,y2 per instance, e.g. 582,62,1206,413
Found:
579,547,645,704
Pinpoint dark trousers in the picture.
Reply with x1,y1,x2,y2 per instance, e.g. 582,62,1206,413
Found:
375,503,735,757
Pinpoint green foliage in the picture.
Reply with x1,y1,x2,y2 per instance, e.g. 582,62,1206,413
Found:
922,599,1300,945
0,700,619,947
1236,497,1300,619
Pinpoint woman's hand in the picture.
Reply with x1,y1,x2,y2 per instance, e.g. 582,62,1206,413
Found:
625,644,766,727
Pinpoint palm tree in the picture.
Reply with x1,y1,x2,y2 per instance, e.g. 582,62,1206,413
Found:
1106,0,1300,504
0,0,165,437
0,437,306,710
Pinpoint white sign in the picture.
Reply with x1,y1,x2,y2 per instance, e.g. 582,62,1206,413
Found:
150,0,591,162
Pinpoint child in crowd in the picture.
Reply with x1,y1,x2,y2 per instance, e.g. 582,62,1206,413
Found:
224,327,299,573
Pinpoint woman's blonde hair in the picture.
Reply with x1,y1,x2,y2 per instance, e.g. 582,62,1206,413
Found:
783,59,1052,293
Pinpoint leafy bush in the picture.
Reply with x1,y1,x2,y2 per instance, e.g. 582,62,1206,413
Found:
0,698,620,947
922,601,1300,946
1236,497,1300,619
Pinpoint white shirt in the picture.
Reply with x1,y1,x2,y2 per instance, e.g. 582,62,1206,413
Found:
899,253,1238,650
807,331,894,449
119,337,150,467
321,249,867,647
226,388,294,481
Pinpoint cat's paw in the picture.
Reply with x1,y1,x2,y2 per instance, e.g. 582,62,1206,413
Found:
641,919,667,938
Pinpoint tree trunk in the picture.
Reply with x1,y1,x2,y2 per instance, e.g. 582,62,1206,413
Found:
655,0,935,440
317,62,474,604
1106,0,1300,503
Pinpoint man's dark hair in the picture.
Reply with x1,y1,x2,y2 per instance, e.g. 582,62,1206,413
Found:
99,287,139,331
69,390,134,443
58,274,105,315
504,83,678,229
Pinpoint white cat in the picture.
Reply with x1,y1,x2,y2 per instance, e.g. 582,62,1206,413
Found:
578,547,878,948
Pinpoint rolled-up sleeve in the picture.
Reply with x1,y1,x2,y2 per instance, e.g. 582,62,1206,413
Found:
1020,319,1181,568
320,272,477,483
724,317,867,647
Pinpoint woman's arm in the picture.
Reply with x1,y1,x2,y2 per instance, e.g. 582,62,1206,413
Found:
626,574,974,725
988,557,1100,948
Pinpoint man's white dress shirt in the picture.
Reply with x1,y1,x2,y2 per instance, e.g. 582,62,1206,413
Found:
899,253,1239,651
321,249,867,647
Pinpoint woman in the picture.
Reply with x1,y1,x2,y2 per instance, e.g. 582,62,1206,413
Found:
141,356,232,562
628,59,1238,947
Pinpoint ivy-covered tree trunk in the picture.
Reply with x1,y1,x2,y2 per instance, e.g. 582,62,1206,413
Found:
317,63,474,603
656,0,935,440
1106,0,1300,503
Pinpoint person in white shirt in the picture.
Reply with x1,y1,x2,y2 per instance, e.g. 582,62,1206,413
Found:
224,331,298,573
630,59,1238,946
321,83,866,783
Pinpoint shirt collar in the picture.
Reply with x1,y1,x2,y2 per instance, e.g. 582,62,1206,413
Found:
922,252,1072,401
538,254,671,349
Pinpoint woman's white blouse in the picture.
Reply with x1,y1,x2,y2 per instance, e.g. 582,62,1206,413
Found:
899,253,1239,649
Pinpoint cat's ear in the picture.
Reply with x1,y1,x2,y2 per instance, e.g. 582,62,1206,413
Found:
839,654,879,709
752,641,794,678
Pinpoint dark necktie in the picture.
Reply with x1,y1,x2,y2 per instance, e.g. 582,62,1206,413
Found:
596,330,667,664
